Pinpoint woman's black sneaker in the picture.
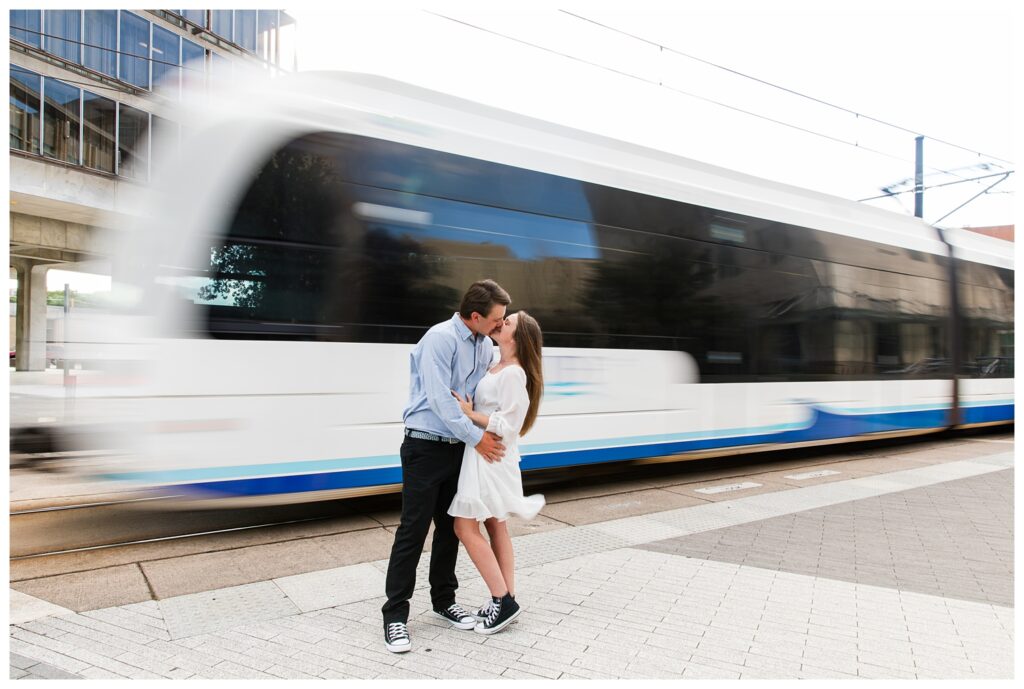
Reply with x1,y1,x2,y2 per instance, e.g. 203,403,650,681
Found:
472,594,514,621
473,593,520,635
384,621,411,653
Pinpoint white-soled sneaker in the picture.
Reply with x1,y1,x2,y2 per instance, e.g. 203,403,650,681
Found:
472,594,514,621
474,594,520,635
384,621,411,653
432,603,476,630
471,598,497,622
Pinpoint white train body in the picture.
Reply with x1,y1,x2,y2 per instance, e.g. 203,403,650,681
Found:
69,72,1010,504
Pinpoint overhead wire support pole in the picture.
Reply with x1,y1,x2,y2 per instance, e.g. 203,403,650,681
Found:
915,136,925,218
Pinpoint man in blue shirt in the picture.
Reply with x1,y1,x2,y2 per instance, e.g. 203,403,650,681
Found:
382,279,511,653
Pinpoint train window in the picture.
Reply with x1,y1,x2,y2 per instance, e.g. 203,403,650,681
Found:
197,131,1011,384
958,264,1014,377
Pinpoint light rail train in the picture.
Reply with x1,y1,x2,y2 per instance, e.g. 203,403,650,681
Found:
69,72,1013,505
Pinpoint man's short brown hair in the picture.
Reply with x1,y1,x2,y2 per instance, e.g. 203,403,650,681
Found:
459,280,511,319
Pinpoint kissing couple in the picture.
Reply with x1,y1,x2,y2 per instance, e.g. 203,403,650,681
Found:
381,279,545,653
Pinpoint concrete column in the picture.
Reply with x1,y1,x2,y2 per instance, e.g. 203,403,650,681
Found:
11,259,51,371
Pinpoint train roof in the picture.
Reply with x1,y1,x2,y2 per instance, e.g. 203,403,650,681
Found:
196,71,1014,270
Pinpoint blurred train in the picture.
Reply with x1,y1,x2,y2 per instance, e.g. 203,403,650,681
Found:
62,72,1013,505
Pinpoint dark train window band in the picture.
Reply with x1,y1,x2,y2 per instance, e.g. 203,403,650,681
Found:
184,131,1013,383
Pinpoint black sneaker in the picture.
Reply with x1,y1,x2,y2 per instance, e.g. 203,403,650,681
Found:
471,598,496,621
384,621,411,653
472,595,514,621
473,593,520,635
432,603,476,630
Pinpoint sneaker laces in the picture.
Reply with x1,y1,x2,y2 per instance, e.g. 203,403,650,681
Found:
476,598,497,618
445,603,471,620
483,599,502,626
387,622,409,641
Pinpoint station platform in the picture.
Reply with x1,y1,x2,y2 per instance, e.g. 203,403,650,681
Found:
9,437,1015,679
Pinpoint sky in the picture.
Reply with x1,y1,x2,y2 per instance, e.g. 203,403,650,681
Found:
11,0,1018,295
286,0,1017,231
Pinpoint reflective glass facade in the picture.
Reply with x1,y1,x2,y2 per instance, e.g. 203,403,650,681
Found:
10,66,41,154
234,11,257,52
42,78,80,164
83,90,116,173
83,10,118,77
9,66,167,182
211,10,233,41
181,10,207,27
119,11,151,89
44,10,80,63
151,25,181,91
14,9,291,97
118,103,150,181
181,39,205,69
10,10,42,48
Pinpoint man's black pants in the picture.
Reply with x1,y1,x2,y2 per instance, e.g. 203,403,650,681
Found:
381,436,464,624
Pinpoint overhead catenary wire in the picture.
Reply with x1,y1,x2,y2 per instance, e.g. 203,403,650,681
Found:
426,11,1007,189
426,11,918,168
858,170,1015,202
561,10,1014,167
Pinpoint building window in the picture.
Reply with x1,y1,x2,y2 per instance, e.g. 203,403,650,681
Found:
151,114,179,170
182,39,206,89
181,10,207,27
151,25,181,92
257,10,279,63
82,90,116,173
211,10,233,42
118,103,149,180
119,11,150,89
10,10,42,48
235,10,257,52
44,9,82,64
83,10,118,78
81,89,116,173
211,51,232,81
10,66,42,154
43,78,81,164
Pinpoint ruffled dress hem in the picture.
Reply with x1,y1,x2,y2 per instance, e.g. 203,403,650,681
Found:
448,493,545,522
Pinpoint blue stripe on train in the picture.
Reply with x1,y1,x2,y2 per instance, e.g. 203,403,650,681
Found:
147,402,1014,499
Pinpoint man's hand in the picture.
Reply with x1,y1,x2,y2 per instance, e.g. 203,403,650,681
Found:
475,431,505,463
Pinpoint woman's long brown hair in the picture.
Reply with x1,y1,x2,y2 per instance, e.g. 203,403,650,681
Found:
513,311,543,435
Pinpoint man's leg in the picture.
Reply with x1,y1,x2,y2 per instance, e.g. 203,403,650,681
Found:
382,439,444,623
428,443,464,610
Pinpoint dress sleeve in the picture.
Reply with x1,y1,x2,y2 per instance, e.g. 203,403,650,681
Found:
485,367,530,439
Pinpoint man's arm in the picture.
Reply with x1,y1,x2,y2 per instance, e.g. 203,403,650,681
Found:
421,332,485,447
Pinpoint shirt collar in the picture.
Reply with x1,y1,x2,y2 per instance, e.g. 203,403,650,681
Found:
452,312,477,342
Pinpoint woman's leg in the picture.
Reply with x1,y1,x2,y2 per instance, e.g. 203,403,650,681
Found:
484,519,515,597
453,517,508,597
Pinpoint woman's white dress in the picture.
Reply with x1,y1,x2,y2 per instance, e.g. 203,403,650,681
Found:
448,365,545,521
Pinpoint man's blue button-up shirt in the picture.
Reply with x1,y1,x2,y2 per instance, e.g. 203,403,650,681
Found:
402,313,496,447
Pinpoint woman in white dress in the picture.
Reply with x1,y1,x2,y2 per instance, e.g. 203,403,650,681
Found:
448,311,545,634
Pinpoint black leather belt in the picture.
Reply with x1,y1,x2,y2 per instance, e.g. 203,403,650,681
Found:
404,429,461,444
